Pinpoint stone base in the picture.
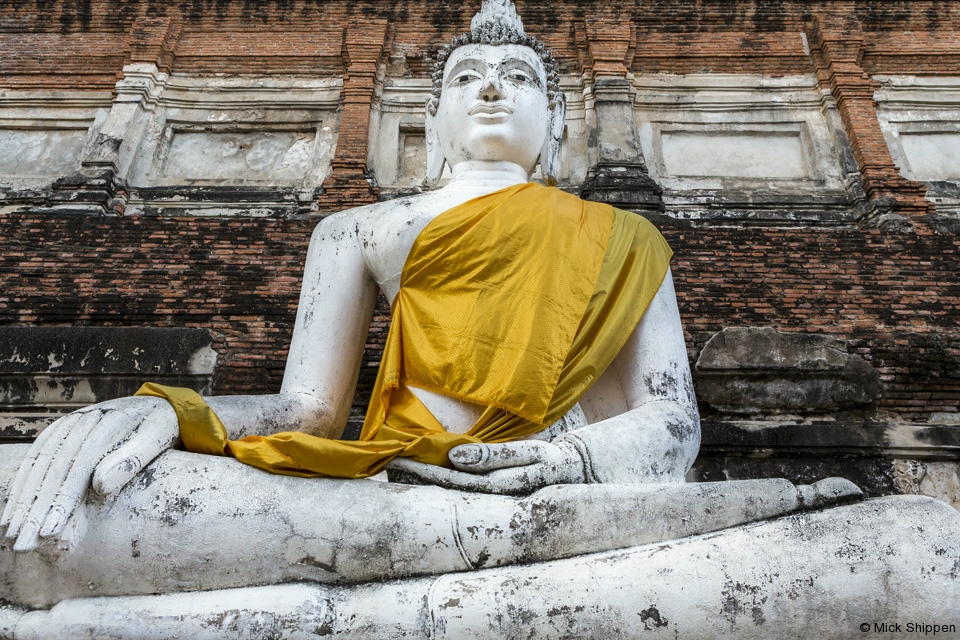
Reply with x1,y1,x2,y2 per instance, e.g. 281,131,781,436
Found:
693,418,960,510
0,327,218,440
579,162,663,211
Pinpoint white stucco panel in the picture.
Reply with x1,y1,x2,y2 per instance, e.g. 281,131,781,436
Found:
0,90,110,190
121,73,341,190
874,75,960,184
661,130,808,179
160,130,319,183
0,129,87,183
897,132,960,181
633,73,849,193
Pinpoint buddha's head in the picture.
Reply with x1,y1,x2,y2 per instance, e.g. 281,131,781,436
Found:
424,0,565,186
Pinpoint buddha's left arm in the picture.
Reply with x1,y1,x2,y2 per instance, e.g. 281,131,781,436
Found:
554,268,701,483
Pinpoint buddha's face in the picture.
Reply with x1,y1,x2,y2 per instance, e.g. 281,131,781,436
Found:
435,43,550,174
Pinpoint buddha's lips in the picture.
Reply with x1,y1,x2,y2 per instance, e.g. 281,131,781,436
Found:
468,103,514,116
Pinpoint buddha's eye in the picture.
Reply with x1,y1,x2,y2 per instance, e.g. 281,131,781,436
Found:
452,72,480,85
507,72,530,83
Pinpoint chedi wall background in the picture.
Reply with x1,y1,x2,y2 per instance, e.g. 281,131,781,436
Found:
0,0,958,506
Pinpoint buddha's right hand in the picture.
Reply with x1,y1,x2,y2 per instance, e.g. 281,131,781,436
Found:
1,396,179,552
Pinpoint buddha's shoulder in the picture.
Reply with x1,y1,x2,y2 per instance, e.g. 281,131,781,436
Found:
313,193,440,238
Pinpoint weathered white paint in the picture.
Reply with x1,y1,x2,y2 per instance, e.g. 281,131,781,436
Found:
920,461,960,509
897,132,960,181
0,130,88,181
160,130,319,183
661,131,808,179
0,89,109,192
0,444,864,609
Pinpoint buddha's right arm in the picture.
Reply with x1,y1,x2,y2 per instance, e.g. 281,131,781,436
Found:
2,212,378,551
205,210,380,440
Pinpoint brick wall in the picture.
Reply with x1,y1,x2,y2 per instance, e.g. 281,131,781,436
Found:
2,211,957,421
1,0,960,424
667,223,960,419
4,2,957,85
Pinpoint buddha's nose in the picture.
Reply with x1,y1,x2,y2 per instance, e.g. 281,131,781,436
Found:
479,75,503,102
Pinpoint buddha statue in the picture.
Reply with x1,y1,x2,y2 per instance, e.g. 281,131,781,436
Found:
0,1,958,637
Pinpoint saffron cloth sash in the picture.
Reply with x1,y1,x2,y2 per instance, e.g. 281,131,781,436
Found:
136,183,672,478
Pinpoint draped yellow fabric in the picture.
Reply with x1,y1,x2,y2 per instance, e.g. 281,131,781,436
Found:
136,183,673,479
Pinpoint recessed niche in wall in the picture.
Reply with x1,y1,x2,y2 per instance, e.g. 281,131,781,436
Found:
0,128,88,187
660,131,809,179
159,130,318,184
898,132,960,181
398,128,427,188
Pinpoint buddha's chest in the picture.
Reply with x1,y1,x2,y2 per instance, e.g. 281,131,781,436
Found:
351,183,594,435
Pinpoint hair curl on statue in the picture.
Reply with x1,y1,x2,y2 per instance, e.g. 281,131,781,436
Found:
427,26,562,116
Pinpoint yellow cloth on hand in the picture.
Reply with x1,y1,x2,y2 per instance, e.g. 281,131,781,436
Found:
136,183,672,479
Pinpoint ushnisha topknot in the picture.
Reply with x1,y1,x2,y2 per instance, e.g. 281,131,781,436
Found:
428,0,562,116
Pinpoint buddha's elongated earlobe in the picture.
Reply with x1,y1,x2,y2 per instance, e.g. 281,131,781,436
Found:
540,95,566,186
424,105,445,187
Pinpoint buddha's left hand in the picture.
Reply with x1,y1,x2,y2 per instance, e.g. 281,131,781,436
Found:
386,440,586,495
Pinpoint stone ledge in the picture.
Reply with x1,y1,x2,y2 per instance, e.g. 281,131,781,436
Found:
693,418,960,509
0,326,218,438
699,418,960,460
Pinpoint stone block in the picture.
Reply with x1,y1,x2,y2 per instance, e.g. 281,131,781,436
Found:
0,326,217,439
692,418,960,508
695,327,881,414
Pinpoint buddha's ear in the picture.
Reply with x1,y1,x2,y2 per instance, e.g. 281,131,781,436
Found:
540,94,566,187
424,103,445,188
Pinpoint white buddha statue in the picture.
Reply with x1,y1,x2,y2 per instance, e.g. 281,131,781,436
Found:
0,2,957,637
1,0,699,556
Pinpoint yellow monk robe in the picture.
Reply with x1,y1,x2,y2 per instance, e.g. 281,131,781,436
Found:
136,183,673,479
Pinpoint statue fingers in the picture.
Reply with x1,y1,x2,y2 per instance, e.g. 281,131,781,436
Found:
92,403,178,497
468,464,552,495
460,447,586,495
2,410,87,536
38,405,143,540
388,457,544,494
385,457,455,484
10,410,101,551
448,441,546,473
386,457,496,492
0,409,72,528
